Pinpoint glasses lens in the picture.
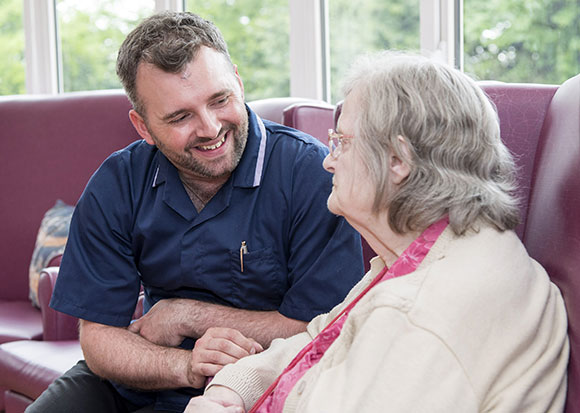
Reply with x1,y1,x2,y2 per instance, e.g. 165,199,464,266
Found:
328,130,346,159
329,137,338,158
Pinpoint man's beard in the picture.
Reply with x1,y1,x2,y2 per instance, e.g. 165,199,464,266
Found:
149,114,249,179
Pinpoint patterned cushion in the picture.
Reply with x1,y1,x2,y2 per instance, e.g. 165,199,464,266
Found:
29,200,74,308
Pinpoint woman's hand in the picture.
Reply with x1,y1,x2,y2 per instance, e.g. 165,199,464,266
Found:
186,327,263,388
185,385,245,412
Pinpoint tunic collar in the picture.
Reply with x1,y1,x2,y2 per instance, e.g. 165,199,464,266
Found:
149,104,268,221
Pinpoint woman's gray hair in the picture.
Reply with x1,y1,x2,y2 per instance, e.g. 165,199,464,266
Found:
342,51,520,235
116,11,232,116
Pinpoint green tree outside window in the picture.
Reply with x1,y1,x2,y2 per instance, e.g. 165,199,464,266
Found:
464,0,580,83
187,0,290,101
0,0,26,95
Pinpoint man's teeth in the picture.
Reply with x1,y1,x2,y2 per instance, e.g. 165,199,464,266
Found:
200,136,226,151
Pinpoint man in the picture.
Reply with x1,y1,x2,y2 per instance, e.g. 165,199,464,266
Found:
27,11,363,413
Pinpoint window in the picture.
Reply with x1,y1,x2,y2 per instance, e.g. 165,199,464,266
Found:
187,0,290,101
5,1,579,97
57,0,154,92
328,0,420,103
0,0,26,95
463,0,580,84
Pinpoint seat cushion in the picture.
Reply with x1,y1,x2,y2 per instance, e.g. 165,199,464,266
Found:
0,340,83,400
0,301,42,344
4,389,33,413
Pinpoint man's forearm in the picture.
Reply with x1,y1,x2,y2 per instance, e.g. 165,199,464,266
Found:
176,301,308,348
128,298,309,349
79,319,191,390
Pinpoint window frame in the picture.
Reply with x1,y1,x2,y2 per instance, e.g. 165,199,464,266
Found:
22,0,460,100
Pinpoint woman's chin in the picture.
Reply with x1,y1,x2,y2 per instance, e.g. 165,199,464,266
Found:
326,196,342,217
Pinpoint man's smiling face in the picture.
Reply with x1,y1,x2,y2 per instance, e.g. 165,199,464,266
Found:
131,46,248,182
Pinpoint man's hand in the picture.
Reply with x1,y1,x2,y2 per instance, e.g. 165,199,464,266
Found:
185,385,245,413
128,298,188,346
186,327,263,388
128,297,306,349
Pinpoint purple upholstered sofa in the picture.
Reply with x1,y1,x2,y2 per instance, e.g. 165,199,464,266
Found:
0,74,579,412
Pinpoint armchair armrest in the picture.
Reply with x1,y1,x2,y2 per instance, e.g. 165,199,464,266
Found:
37,267,144,341
37,267,79,341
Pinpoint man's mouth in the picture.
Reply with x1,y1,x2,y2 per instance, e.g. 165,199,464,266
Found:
199,135,226,151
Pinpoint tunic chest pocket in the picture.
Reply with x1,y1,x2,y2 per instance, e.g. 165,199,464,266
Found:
229,246,285,310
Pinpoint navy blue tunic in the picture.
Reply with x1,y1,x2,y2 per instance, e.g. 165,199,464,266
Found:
51,107,363,411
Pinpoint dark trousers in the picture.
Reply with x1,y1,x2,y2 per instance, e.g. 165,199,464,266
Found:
25,361,170,413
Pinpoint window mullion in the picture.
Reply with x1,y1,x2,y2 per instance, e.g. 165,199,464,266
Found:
289,0,324,99
154,0,184,13
420,0,461,68
23,0,58,94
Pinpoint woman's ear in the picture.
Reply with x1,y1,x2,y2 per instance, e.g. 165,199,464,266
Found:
389,135,412,185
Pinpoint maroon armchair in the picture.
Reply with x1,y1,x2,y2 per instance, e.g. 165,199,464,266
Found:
248,96,334,143
479,81,559,239
522,74,580,413
282,102,335,144
247,97,318,124
0,90,139,412
482,77,580,412
0,90,138,342
481,78,580,413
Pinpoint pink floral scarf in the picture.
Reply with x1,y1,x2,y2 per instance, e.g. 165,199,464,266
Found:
250,218,449,413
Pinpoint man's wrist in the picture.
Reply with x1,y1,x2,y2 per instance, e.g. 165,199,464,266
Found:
174,298,203,338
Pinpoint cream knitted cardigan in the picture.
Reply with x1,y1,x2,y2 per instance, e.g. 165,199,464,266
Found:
209,225,569,413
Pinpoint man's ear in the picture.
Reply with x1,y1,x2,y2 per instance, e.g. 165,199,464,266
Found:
389,135,412,185
233,64,245,100
129,109,155,145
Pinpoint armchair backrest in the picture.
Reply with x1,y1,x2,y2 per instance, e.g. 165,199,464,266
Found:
282,102,335,144
479,82,558,238
522,74,580,413
247,97,319,124
334,81,564,270
0,90,139,300
248,97,335,144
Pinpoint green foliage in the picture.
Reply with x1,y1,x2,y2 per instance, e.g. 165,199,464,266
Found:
1,0,578,96
59,1,153,92
0,0,26,95
187,0,290,101
464,0,580,83
328,0,420,102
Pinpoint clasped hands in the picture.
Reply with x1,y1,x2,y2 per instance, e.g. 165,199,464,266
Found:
127,298,262,388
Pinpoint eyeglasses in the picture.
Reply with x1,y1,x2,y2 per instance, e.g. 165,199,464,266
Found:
328,129,353,159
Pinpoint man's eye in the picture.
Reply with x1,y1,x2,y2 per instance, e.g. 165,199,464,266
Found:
169,114,189,124
214,96,229,106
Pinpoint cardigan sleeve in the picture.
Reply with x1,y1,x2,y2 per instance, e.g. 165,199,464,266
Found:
206,264,386,411
292,307,479,413
206,330,313,411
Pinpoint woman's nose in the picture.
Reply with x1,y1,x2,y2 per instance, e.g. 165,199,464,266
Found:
322,153,335,173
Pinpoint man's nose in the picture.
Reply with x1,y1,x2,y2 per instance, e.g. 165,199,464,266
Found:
195,108,221,139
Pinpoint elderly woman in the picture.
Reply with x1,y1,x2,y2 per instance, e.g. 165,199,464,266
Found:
186,51,569,412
